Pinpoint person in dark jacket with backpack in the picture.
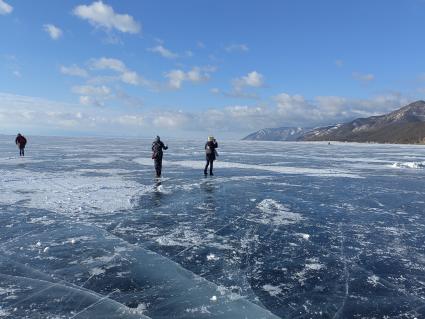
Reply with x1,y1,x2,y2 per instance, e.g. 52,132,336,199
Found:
15,133,27,157
204,136,218,176
152,136,168,177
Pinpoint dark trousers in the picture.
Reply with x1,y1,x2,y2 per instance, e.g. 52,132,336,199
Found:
19,147,25,156
154,157,163,177
204,159,214,174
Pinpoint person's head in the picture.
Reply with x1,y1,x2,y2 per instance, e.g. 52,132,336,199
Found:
155,136,160,142
208,136,214,142
17,133,21,136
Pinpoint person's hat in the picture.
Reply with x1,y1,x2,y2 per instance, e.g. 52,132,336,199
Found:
208,136,214,141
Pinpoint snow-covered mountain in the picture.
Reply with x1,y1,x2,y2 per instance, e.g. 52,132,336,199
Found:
243,101,425,144
300,100,425,144
242,127,308,141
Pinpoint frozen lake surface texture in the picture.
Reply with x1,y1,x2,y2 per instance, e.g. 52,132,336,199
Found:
1,136,425,319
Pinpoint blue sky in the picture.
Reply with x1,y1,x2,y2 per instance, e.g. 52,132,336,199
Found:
1,0,425,138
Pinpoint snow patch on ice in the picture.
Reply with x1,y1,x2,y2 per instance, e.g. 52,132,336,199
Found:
391,161,425,169
367,275,380,287
0,169,148,215
133,158,362,178
248,199,303,225
185,305,211,314
88,157,119,164
262,284,282,297
89,267,105,276
0,308,10,317
130,303,147,315
298,233,310,240
206,253,220,261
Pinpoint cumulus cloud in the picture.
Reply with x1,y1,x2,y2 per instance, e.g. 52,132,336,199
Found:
73,1,141,34
90,57,127,72
225,43,249,52
72,85,111,96
60,65,88,77
0,0,12,15
89,57,151,87
274,92,409,127
218,71,265,99
72,85,111,107
165,66,215,89
148,45,178,59
352,72,375,83
152,111,191,128
43,24,63,40
233,71,264,90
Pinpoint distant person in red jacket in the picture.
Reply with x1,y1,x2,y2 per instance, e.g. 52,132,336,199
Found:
15,133,27,157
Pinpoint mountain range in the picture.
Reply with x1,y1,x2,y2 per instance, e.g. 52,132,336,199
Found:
243,100,425,144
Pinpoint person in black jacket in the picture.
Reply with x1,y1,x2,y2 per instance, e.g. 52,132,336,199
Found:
152,136,168,177
15,133,27,157
204,136,218,176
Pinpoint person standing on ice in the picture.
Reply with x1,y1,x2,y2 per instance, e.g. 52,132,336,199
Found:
152,136,168,178
15,133,27,157
204,136,218,176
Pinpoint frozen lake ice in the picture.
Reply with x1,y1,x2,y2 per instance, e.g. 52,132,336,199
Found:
1,135,425,318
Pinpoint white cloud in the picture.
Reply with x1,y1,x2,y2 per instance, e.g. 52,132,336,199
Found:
13,70,21,78
225,43,249,52
165,70,186,89
352,72,375,83
0,90,410,137
152,111,191,128
73,1,141,34
148,45,178,59
90,57,127,72
43,24,63,40
165,66,215,89
233,71,264,89
72,85,111,96
0,0,13,15
120,71,140,85
89,57,152,87
79,95,103,107
60,65,88,77
273,92,408,127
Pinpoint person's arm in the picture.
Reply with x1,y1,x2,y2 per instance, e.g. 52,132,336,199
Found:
15,137,18,144
161,141,168,150
214,141,218,148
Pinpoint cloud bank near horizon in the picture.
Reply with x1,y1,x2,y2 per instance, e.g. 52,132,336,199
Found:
0,92,410,137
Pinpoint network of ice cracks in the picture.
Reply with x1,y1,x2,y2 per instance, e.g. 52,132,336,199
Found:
1,136,425,318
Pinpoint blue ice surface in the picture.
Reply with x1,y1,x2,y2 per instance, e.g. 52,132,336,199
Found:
1,135,425,318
